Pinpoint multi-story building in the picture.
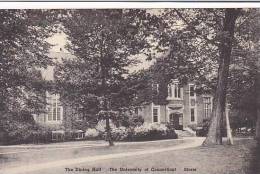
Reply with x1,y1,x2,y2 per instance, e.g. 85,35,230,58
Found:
137,79,213,130
34,51,213,133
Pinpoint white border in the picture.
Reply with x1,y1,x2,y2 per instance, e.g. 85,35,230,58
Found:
0,2,260,9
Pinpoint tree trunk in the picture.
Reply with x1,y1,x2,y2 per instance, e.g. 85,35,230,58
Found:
106,117,114,146
225,103,233,145
101,59,114,146
203,9,240,146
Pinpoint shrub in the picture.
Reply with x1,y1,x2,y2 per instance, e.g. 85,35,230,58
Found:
30,129,52,144
196,119,210,137
130,123,177,141
95,120,116,133
86,121,177,142
111,126,129,141
128,115,144,127
1,117,38,144
85,128,100,139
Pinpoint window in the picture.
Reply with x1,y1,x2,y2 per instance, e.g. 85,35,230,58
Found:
57,107,61,121
191,108,195,122
46,94,62,122
168,80,182,99
168,84,172,97
47,107,52,121
203,97,211,118
53,107,57,121
174,84,181,98
190,85,195,97
153,108,159,123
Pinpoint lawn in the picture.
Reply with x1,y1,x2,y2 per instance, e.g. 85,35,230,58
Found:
87,138,256,174
24,138,258,174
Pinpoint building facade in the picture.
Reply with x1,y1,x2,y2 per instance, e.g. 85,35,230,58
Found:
137,80,213,130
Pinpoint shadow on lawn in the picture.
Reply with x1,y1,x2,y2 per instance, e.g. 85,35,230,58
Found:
248,141,260,174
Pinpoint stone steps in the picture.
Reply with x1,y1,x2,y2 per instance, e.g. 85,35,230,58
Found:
175,129,196,137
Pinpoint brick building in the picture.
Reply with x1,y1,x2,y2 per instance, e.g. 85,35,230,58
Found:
137,79,213,130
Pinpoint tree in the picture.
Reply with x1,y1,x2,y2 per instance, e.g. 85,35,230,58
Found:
0,10,58,144
55,9,159,146
0,10,57,117
203,9,241,145
161,9,257,145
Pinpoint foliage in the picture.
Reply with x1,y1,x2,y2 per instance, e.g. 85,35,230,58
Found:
130,123,177,141
85,128,100,139
0,10,57,115
95,120,116,133
119,113,144,128
85,122,177,142
110,126,129,141
0,111,52,144
55,9,162,145
97,110,119,120
55,9,160,115
196,119,211,137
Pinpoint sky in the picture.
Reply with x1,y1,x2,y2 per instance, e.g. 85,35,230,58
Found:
42,32,156,80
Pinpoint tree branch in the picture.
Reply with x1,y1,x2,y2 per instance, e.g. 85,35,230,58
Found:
173,9,217,46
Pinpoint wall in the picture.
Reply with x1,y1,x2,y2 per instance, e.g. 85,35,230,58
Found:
138,103,153,123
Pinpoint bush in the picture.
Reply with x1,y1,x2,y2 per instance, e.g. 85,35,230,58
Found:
95,120,116,132
29,129,52,144
95,120,127,141
196,119,210,137
130,115,144,127
85,128,100,139
129,123,177,141
91,121,177,142
1,116,38,144
111,126,129,141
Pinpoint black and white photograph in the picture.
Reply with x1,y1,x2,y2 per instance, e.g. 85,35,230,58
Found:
0,2,260,174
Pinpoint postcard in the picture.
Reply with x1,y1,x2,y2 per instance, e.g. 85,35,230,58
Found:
0,1,259,174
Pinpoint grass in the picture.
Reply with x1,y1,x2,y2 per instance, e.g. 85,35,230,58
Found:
24,138,258,174
248,140,260,174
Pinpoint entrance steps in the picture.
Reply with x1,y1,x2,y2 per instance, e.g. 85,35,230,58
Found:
175,128,196,137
